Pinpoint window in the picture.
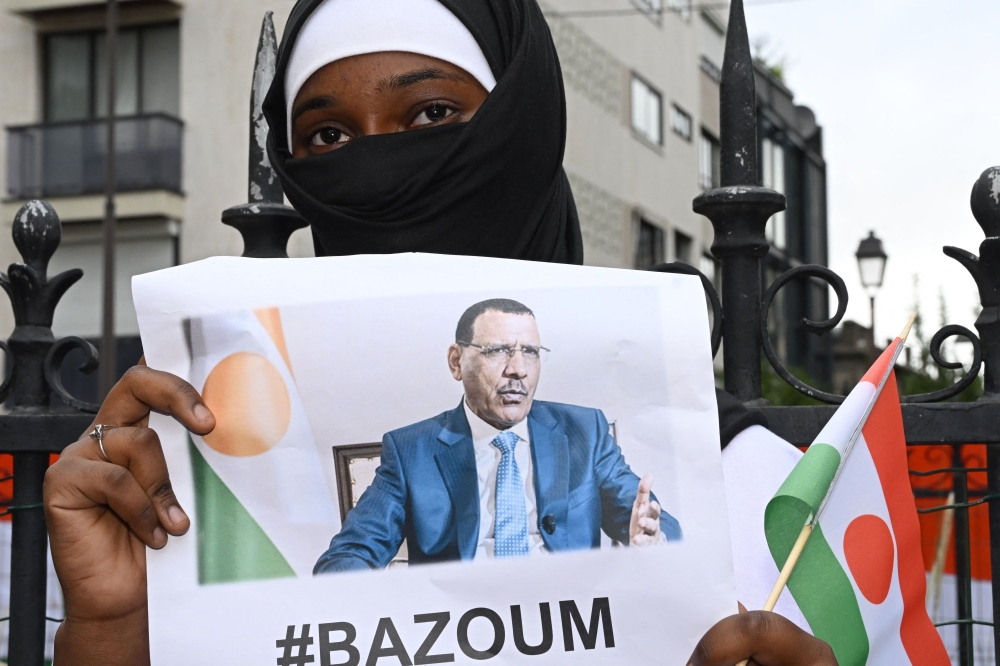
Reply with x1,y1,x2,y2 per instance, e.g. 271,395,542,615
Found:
762,137,786,250
674,230,693,264
670,104,693,142
699,11,726,73
49,219,178,405
631,0,663,23
44,23,180,122
667,0,692,21
46,34,91,122
633,0,688,22
49,219,179,339
634,218,665,269
631,75,662,146
699,130,720,190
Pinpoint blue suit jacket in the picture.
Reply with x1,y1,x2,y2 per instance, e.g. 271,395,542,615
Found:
315,400,681,573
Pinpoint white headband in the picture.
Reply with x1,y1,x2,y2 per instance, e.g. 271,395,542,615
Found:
284,0,497,149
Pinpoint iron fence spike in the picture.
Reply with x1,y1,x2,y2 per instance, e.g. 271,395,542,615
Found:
223,11,307,257
719,0,757,188
691,0,785,402
249,11,283,204
3,199,85,665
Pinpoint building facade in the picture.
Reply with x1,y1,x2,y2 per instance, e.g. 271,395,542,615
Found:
543,0,715,277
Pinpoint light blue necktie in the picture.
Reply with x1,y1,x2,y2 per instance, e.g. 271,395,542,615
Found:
492,431,530,558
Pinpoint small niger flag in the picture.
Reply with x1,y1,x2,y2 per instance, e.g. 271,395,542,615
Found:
764,338,949,665
187,308,340,584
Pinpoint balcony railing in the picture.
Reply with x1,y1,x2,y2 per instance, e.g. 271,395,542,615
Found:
6,113,183,199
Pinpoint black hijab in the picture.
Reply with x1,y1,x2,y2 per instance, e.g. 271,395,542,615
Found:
263,0,583,264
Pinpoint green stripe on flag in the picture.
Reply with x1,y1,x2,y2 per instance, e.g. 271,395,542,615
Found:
189,438,295,584
773,443,841,514
765,443,869,666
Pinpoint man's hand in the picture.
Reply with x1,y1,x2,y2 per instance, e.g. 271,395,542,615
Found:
688,609,837,666
45,363,215,666
628,474,663,546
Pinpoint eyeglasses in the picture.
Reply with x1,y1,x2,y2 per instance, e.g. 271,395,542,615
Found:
458,342,550,364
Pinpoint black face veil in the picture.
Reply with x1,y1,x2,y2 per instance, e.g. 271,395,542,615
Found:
263,0,583,264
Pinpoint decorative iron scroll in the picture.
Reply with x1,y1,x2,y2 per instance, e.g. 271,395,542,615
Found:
760,264,849,404
761,266,985,405
44,336,101,413
902,325,983,403
648,262,723,358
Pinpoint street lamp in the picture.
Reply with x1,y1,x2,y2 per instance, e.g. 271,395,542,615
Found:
855,231,888,342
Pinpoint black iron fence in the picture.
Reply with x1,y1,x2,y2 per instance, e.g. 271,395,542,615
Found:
1,1,999,665
6,113,183,199
911,444,993,663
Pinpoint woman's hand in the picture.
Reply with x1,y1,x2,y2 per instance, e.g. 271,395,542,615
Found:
687,609,837,666
45,364,215,666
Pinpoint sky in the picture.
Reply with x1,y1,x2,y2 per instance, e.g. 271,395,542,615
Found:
742,0,999,364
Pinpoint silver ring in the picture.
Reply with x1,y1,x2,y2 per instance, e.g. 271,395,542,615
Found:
89,424,116,463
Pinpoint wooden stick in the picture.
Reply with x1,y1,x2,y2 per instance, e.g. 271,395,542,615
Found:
900,312,918,342
735,524,814,666
765,523,814,611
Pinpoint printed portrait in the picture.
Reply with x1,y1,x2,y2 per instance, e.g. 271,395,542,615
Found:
183,288,688,583
138,256,730,665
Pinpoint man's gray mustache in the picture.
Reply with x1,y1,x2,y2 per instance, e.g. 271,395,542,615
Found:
497,383,528,396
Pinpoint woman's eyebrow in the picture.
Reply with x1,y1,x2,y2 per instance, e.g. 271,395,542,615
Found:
377,68,466,94
292,95,339,124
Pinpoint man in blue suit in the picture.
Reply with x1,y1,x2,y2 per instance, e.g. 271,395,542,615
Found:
315,298,680,573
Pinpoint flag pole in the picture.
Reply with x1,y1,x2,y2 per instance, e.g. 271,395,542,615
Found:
735,313,917,666
900,312,917,343
927,491,955,622
762,522,813,612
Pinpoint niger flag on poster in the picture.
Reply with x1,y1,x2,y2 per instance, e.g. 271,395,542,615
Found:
764,339,950,666
186,308,340,584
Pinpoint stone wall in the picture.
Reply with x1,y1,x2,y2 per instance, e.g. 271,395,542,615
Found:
544,8,625,121
567,171,628,268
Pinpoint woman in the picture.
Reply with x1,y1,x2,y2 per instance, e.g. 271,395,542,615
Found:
43,0,835,664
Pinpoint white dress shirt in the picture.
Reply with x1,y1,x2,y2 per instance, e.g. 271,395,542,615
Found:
463,399,547,559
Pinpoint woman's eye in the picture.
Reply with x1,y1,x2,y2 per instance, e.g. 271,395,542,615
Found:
309,127,350,147
413,104,455,126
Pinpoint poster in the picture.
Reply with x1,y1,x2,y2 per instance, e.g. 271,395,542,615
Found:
135,253,735,664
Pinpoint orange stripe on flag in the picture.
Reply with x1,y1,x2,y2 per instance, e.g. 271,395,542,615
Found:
863,371,951,665
861,338,901,386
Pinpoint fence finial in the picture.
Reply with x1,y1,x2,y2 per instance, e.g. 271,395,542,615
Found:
249,11,283,204
11,200,61,277
222,13,307,258
1,201,82,329
719,0,757,187
691,0,785,403
970,166,1000,239
944,168,1000,397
